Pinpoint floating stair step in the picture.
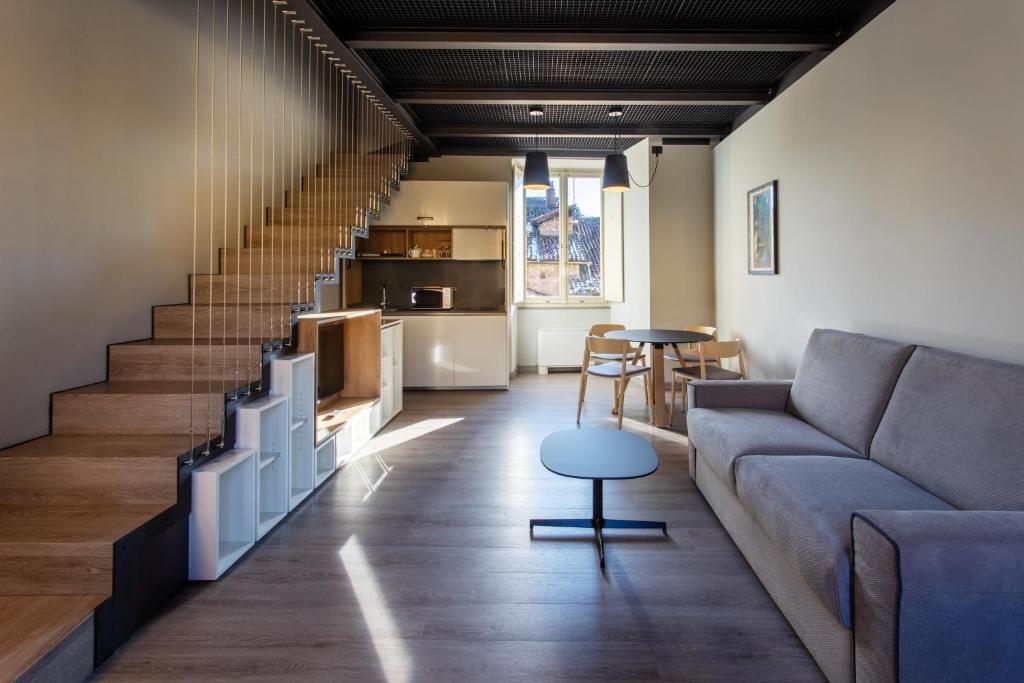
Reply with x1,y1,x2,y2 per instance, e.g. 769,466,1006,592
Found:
290,189,395,207
190,274,313,305
0,504,169,595
153,303,290,339
267,205,375,225
51,382,225,436
220,247,336,275
0,453,176,506
109,338,263,383
0,594,104,682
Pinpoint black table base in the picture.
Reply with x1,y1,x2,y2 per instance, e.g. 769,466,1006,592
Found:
530,479,667,569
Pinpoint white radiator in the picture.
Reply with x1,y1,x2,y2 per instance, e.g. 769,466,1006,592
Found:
537,328,587,374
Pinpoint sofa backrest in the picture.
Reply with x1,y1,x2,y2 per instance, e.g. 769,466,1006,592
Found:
870,346,1024,510
789,329,915,455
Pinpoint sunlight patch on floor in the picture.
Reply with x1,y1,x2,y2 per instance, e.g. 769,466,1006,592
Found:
339,536,412,683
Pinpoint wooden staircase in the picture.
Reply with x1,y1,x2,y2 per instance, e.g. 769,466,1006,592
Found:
0,147,406,680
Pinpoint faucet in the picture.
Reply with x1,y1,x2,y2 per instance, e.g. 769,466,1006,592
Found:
380,280,389,310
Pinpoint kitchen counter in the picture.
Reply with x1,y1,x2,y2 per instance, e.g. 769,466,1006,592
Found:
379,308,506,317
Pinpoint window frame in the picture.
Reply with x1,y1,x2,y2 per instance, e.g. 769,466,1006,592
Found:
521,170,606,307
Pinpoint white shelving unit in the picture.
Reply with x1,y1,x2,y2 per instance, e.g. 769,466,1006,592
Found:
236,394,290,539
315,436,337,487
271,354,316,510
189,448,256,580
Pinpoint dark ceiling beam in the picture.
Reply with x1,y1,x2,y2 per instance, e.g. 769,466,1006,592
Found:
344,29,836,52
436,147,613,158
394,89,769,106
423,125,727,138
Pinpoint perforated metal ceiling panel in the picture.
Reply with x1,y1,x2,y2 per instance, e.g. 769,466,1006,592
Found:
435,136,640,151
410,104,746,127
363,49,803,89
318,0,866,30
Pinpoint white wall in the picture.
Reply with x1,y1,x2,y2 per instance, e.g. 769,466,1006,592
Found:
650,144,715,328
714,0,1024,378
516,308,611,370
609,139,652,329
0,0,346,448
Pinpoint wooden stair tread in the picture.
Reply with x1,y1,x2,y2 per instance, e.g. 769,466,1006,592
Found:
0,594,104,682
0,504,170,544
55,381,224,395
114,338,263,347
1,434,191,459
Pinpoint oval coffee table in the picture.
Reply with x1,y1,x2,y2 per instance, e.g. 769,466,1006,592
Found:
530,429,667,569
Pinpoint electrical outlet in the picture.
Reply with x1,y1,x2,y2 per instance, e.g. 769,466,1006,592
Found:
651,145,663,156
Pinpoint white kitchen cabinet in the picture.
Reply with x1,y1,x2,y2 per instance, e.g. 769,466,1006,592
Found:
380,321,403,425
399,315,507,389
379,181,508,225
401,315,454,388
452,227,504,260
452,316,509,387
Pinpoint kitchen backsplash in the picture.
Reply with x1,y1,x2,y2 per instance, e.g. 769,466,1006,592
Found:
360,260,506,310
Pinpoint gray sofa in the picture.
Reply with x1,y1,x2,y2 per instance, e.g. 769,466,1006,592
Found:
686,329,1024,683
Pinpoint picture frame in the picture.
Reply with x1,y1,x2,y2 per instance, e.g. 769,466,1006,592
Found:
747,180,778,275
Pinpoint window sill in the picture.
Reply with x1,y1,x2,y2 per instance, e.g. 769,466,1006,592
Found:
516,302,611,310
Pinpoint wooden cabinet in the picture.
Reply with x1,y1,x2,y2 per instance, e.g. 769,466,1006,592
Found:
399,315,507,389
452,227,504,260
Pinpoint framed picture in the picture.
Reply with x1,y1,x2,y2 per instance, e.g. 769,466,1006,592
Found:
747,180,778,275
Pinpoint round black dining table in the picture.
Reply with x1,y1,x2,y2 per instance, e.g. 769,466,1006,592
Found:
604,329,714,428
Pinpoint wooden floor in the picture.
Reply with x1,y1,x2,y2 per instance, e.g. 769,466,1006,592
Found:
95,373,823,682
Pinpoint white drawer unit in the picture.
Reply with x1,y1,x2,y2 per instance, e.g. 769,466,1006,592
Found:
399,315,508,388
270,354,316,510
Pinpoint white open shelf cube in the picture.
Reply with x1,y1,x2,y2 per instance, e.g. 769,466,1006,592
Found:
315,435,337,486
272,354,316,510
189,448,256,580
236,394,290,539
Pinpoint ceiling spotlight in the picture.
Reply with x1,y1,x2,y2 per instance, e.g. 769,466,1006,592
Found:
607,106,624,118
528,105,544,117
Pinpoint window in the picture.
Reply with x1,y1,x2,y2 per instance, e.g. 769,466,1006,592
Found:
522,172,605,304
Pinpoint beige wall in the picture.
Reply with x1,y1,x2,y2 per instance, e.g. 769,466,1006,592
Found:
610,139,716,333
650,144,715,328
713,0,1024,379
609,139,652,329
0,0,339,448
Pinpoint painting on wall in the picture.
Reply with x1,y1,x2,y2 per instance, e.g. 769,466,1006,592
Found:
747,180,778,275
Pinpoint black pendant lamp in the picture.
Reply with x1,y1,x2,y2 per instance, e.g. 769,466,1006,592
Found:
523,106,551,190
602,106,630,192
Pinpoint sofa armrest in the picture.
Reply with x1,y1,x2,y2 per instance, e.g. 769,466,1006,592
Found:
852,510,1024,683
686,379,792,411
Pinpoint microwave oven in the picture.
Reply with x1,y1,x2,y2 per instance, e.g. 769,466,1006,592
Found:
411,286,454,310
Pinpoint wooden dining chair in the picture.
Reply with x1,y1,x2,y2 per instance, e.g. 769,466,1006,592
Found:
669,339,747,423
583,323,648,412
665,325,718,367
578,336,653,429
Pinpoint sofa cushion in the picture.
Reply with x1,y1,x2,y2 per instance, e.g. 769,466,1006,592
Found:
789,329,914,456
871,346,1024,510
735,455,953,628
687,408,862,491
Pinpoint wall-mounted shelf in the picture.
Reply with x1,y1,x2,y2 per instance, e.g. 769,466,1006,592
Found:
189,448,256,580
237,394,290,540
357,225,505,261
